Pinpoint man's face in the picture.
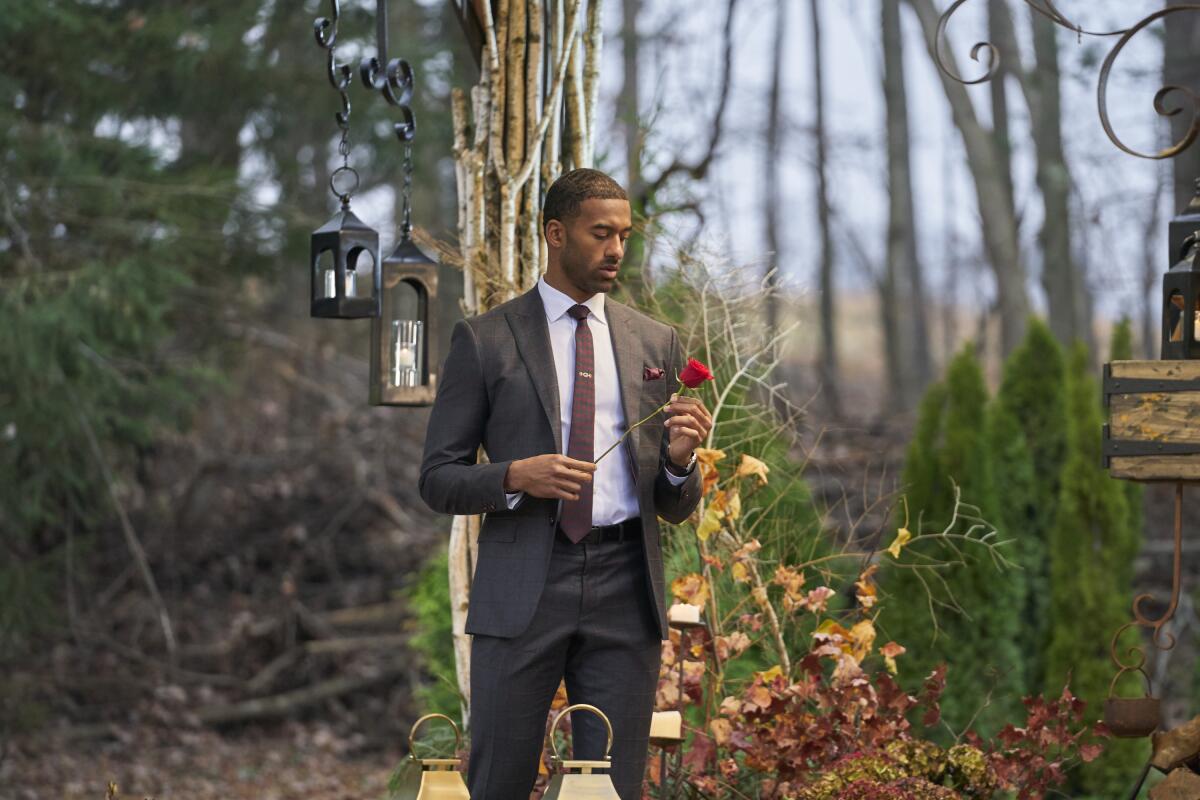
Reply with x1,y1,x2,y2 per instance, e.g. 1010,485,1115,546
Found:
555,198,633,296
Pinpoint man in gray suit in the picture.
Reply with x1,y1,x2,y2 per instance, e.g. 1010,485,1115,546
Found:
419,168,710,799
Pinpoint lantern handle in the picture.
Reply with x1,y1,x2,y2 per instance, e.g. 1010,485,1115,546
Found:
548,703,614,763
1108,664,1153,701
329,166,361,206
407,713,463,755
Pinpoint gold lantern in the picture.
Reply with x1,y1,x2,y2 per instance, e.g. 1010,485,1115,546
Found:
542,704,622,800
389,713,471,800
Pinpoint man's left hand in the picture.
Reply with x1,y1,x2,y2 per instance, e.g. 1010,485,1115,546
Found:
665,394,713,468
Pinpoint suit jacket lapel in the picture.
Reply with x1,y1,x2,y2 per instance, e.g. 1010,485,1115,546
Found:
506,288,563,454
605,300,644,479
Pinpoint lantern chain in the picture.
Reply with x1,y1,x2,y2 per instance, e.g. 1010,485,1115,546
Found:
315,0,361,208
401,141,413,240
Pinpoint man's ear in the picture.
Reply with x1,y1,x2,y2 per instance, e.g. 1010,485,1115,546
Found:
544,218,565,248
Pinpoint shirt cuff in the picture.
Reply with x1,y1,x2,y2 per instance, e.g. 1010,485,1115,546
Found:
663,460,694,485
505,491,525,509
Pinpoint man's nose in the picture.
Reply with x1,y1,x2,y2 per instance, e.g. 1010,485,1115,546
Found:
606,237,624,262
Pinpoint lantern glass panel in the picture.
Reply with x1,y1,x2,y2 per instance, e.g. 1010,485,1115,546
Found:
1169,290,1185,342
391,319,424,388
347,247,376,298
389,280,423,388
316,249,337,298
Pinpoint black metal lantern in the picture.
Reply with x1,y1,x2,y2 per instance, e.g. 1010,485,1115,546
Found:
311,202,382,319
370,234,438,406
1162,180,1200,359
309,1,384,320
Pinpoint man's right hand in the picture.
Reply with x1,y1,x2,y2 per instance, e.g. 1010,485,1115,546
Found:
504,454,595,501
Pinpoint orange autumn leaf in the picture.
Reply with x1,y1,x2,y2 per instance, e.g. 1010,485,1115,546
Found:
713,488,742,521
734,453,770,485
710,718,732,745
671,573,711,607
746,684,773,710
855,564,879,610
802,586,835,613
848,619,877,662
695,447,726,495
773,564,807,612
880,641,906,675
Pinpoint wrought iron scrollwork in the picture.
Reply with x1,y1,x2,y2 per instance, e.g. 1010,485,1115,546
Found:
934,0,999,85
1109,483,1186,703
933,1,1200,159
1098,5,1200,161
358,0,418,144
314,0,353,127
311,0,419,200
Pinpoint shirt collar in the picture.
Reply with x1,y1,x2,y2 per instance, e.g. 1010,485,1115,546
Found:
537,276,608,326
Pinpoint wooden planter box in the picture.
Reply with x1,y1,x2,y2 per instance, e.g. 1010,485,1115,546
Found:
1104,360,1200,481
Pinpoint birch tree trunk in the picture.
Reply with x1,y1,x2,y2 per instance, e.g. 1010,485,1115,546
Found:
447,0,601,726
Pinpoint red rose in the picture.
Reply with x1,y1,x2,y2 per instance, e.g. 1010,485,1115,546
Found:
679,358,715,389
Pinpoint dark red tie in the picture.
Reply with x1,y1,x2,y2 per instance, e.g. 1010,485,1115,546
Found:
560,304,594,542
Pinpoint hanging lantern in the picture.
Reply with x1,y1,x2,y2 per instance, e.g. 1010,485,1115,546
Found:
388,713,471,800
369,132,438,405
310,2,381,320
1104,180,1200,481
542,704,622,800
1163,180,1200,358
311,196,382,319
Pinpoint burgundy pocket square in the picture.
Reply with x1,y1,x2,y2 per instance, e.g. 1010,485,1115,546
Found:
644,366,665,381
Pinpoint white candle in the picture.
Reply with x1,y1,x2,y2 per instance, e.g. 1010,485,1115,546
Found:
323,268,337,298
668,603,701,624
650,711,682,740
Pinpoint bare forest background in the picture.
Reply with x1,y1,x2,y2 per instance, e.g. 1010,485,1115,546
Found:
3,0,1200,798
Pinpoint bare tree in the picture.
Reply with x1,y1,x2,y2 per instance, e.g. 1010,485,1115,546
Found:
811,0,841,414
988,2,1091,350
906,0,1030,357
1164,3,1200,213
764,0,787,342
987,0,1015,218
881,0,932,411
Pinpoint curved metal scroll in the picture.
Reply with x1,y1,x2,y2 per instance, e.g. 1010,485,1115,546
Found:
1129,482,1185,651
933,1,1200,159
1098,5,1200,161
933,0,999,85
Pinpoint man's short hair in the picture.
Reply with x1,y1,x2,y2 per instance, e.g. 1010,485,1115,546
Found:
543,168,628,227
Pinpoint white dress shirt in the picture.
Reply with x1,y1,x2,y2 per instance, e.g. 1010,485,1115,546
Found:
505,277,688,524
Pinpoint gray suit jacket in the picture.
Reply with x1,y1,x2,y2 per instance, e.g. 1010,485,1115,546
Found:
418,286,702,640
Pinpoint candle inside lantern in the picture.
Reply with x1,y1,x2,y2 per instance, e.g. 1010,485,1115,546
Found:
668,603,701,624
344,266,357,297
323,268,337,299
391,319,423,388
649,710,682,740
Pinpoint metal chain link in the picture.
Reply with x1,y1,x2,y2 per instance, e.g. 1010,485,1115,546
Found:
401,141,413,238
